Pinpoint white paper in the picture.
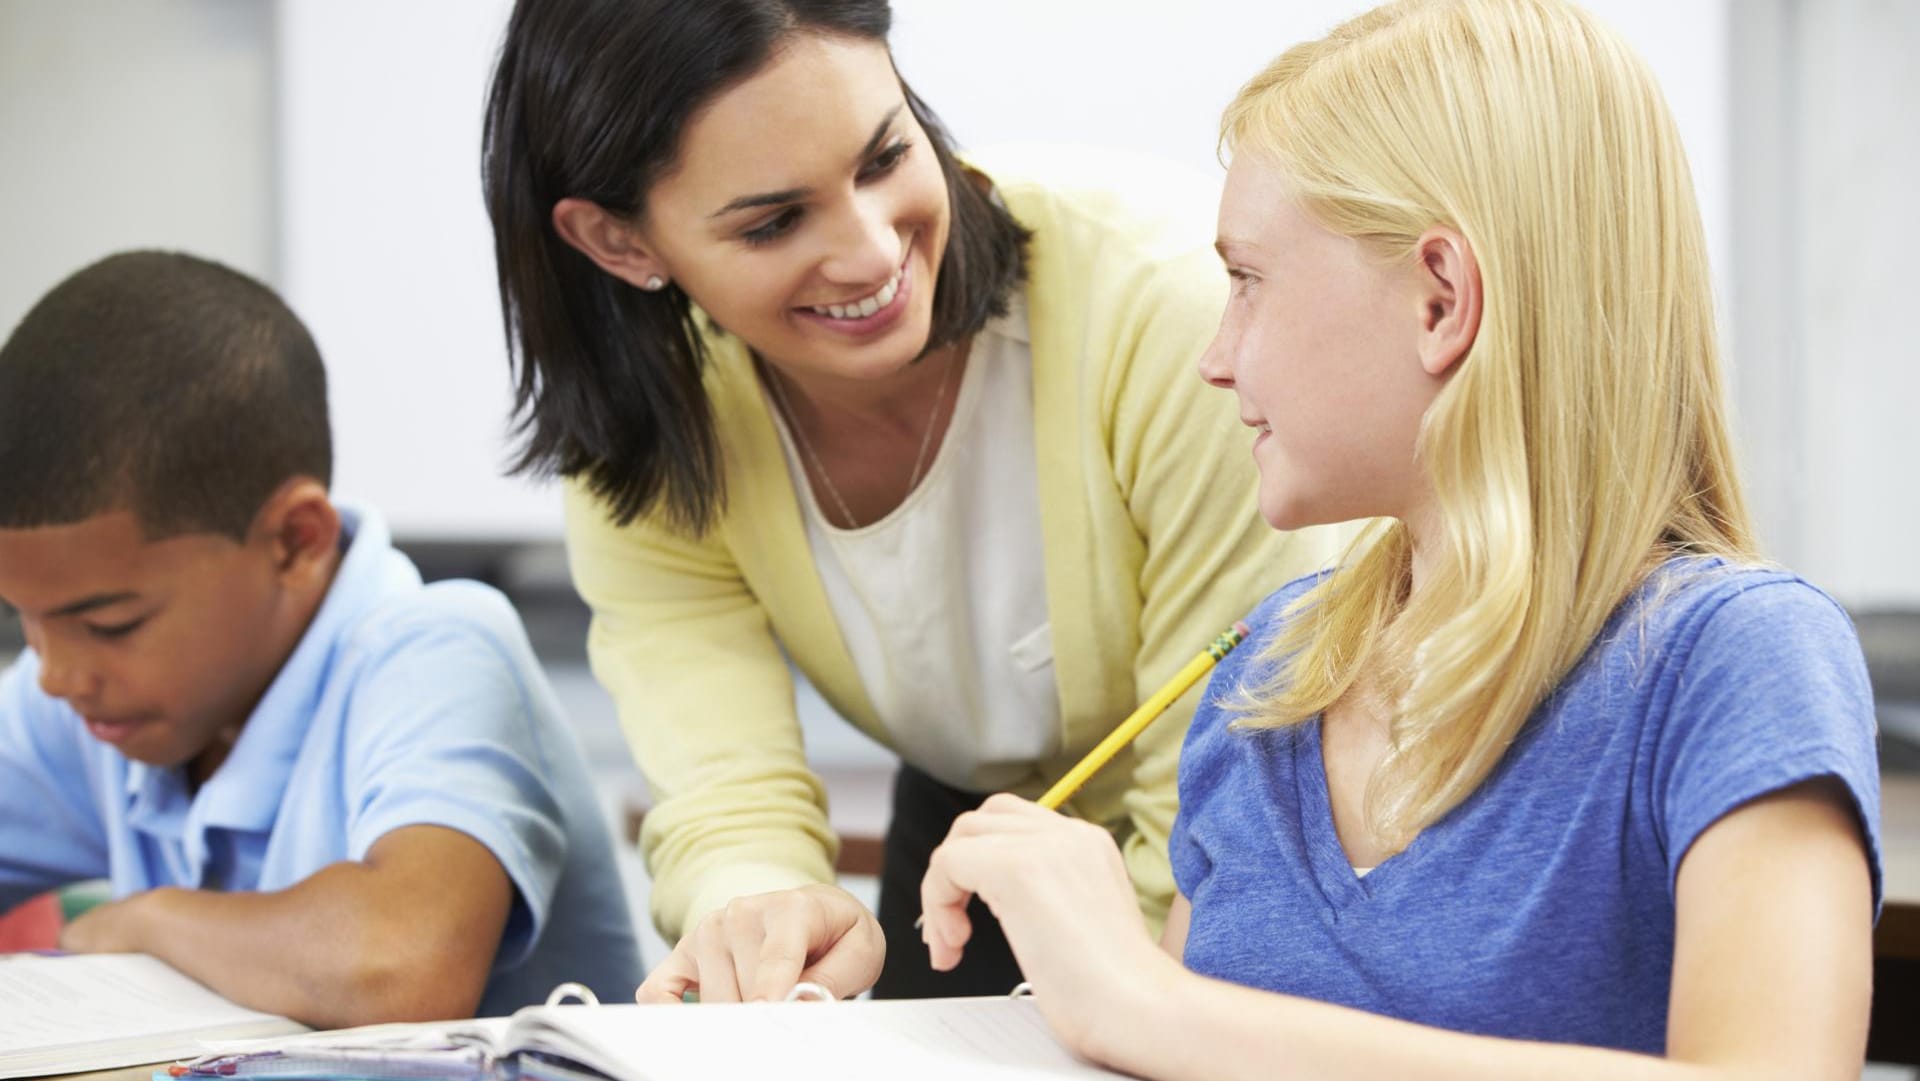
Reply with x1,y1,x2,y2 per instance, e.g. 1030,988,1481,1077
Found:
504,997,1127,1081
0,953,306,1077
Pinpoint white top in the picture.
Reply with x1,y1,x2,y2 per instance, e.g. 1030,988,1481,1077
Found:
769,297,1061,792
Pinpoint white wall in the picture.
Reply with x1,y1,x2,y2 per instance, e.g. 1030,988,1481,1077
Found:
1786,2,1920,605
21,1,1908,606
889,0,1730,285
0,1,275,339
271,0,1734,539
275,0,528,537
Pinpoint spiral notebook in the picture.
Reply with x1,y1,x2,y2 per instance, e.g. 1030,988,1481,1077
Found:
178,995,1129,1081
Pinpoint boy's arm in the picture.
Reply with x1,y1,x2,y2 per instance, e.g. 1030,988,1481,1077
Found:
61,824,512,1027
0,658,111,910
68,598,589,1027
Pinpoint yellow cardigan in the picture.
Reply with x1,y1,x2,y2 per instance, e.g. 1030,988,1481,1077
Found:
565,158,1347,939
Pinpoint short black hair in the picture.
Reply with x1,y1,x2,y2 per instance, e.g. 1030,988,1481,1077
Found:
0,251,332,541
482,0,1030,533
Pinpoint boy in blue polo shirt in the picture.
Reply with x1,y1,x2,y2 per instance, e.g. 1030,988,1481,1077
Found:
0,251,642,1025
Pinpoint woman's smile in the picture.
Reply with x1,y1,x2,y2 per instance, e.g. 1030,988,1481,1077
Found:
794,245,915,338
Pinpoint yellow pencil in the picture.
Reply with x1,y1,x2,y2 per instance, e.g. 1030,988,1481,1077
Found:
1036,620,1252,810
914,621,1254,935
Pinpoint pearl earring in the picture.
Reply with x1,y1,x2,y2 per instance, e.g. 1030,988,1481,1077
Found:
643,275,667,292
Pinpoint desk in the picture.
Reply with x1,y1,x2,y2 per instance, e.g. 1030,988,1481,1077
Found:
1871,773,1920,1063
615,769,1920,1058
1881,774,1920,956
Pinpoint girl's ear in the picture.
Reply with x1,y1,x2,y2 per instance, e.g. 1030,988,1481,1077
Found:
1411,226,1483,377
552,198,671,292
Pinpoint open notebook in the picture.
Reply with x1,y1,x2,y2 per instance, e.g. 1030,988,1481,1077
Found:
0,953,308,1079
179,997,1129,1081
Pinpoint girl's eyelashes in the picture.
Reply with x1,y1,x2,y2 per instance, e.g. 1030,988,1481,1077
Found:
1226,267,1260,297
738,139,915,248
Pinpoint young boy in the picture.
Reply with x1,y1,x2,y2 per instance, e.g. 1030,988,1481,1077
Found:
0,251,642,1026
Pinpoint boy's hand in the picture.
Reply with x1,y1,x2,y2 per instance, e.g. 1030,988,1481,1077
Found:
58,889,160,954
54,827,512,1027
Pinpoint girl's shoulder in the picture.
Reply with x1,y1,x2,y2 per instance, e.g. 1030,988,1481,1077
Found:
1244,570,1339,643
1188,571,1334,733
1617,558,1857,663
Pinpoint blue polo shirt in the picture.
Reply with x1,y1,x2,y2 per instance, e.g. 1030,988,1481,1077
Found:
0,504,641,1013
1170,560,1880,1052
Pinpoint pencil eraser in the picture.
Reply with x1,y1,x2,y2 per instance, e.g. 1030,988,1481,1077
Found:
1234,621,1251,639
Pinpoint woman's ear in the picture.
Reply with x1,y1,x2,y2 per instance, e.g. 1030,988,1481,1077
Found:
1412,226,1483,377
551,198,671,292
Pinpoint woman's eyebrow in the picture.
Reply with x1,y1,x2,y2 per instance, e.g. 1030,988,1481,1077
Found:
707,103,906,219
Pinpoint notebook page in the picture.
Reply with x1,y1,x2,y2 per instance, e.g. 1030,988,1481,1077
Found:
506,997,1127,1081
0,953,306,1078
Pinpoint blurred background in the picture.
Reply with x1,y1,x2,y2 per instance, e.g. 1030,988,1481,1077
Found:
0,0,1916,1064
2,0,1914,589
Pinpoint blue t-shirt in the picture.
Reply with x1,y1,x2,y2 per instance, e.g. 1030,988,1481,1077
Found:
0,504,642,1013
1170,562,1880,1053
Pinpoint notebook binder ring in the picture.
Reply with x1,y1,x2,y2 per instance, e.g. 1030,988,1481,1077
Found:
544,982,602,1007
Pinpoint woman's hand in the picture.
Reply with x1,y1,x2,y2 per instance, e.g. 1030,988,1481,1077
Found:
920,794,1186,1057
635,882,884,1003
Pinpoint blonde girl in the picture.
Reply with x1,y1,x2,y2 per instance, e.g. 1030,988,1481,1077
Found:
919,1,1881,1076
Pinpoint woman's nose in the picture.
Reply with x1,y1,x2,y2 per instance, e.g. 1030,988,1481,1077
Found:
819,194,903,287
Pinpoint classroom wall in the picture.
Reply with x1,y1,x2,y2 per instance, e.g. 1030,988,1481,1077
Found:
1734,1,1920,607
1,0,1912,607
0,1,275,340
272,0,1732,538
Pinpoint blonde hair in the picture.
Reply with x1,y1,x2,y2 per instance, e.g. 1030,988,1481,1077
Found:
1223,0,1758,850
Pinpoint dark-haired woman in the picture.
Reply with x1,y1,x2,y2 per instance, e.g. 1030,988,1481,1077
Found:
483,0,1344,1003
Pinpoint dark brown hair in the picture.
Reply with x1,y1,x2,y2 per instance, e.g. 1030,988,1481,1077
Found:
0,251,331,541
482,0,1029,533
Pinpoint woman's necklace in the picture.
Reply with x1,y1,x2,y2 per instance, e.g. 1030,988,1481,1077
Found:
765,349,960,530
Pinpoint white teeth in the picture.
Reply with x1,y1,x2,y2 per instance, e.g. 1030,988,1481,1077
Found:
810,265,903,319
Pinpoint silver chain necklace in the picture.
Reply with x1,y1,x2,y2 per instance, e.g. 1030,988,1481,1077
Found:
765,350,960,530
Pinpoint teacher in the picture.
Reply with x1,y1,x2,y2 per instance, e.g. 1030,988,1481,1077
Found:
481,0,1343,1002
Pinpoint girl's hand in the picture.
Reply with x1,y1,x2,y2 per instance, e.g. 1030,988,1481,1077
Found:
920,794,1185,1056
635,882,884,1003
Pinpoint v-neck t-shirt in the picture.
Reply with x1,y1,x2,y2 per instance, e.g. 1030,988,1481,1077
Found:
1169,560,1881,1052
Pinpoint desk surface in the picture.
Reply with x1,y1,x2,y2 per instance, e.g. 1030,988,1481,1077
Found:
19,773,1920,1080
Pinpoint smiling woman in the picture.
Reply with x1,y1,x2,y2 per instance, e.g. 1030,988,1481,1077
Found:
482,0,1348,1005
